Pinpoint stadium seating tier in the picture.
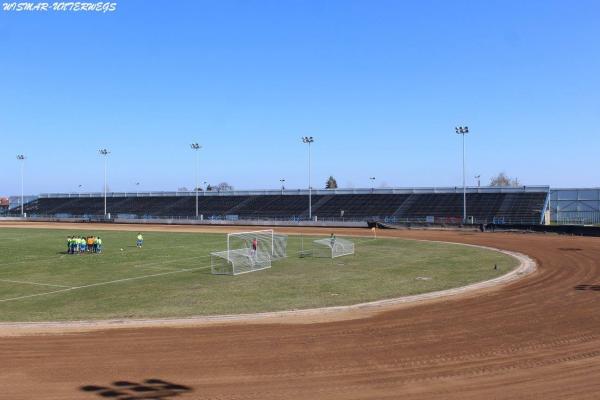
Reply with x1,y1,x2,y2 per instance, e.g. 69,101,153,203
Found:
25,191,548,224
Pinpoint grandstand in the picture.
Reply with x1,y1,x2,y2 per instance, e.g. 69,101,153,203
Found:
15,186,550,225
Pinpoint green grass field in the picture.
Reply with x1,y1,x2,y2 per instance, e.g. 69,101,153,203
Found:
0,227,518,322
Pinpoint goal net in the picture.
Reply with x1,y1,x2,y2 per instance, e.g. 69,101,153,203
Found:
211,229,288,275
313,237,355,258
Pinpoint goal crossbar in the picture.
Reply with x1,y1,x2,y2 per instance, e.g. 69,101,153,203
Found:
212,229,288,275
313,237,355,258
227,229,274,262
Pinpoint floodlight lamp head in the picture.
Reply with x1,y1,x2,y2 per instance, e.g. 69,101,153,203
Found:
455,126,469,134
190,143,201,150
16,154,25,160
98,149,110,155
302,136,314,144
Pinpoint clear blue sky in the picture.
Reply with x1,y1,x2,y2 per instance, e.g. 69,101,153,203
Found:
1,0,599,195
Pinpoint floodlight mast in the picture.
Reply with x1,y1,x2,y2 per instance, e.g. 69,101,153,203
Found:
190,143,202,218
280,178,285,195
455,126,469,223
301,136,314,220
16,155,25,217
370,177,376,191
98,149,110,217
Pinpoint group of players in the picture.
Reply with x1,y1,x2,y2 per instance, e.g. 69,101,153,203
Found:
67,236,103,254
65,233,144,254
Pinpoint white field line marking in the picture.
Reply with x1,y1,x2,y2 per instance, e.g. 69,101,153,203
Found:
116,242,221,254
127,254,211,271
353,237,377,244
0,288,79,303
128,244,220,252
136,254,212,262
0,279,71,288
131,265,182,272
0,264,211,303
0,254,210,292
0,249,212,270
117,244,189,253
0,254,78,267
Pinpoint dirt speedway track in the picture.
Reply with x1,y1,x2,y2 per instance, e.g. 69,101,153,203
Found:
2,223,600,399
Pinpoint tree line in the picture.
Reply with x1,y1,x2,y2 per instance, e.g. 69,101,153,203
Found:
176,172,521,192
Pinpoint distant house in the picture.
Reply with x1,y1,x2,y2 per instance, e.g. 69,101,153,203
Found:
0,197,8,213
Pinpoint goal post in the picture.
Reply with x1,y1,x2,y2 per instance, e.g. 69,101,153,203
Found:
211,229,288,275
227,229,269,259
313,237,355,258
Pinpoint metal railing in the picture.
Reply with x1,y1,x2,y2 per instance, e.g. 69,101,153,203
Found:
552,211,600,225
36,186,551,199
0,212,543,226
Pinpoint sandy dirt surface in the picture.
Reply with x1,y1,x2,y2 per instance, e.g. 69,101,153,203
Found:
2,222,600,399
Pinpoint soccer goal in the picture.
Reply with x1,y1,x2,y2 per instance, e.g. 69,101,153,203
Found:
313,237,355,258
211,229,288,275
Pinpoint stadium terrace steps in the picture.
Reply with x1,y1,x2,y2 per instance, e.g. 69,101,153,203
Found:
311,194,405,219
300,195,335,218
222,196,256,215
391,194,420,218
27,190,549,224
497,193,547,221
234,195,316,218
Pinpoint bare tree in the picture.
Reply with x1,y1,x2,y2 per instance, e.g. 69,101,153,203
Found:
489,172,521,187
216,182,233,191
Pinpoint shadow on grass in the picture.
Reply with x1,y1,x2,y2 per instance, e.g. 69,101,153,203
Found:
57,251,103,255
80,378,192,399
